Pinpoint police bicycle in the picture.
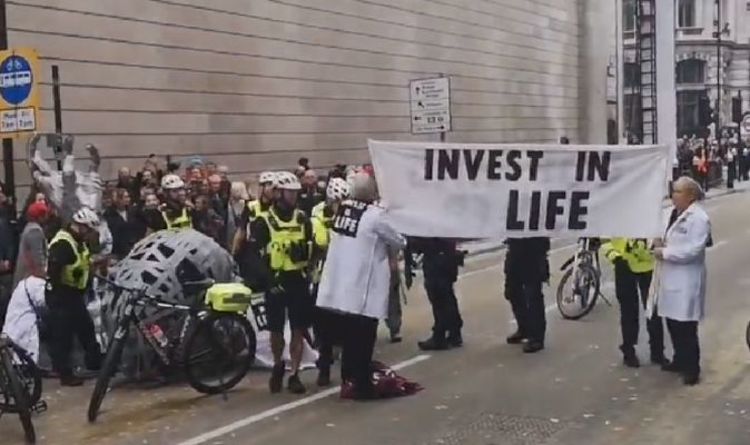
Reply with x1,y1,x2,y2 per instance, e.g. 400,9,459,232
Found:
556,238,612,320
87,276,266,422
0,335,46,443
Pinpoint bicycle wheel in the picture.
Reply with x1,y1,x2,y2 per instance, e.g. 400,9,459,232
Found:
556,265,600,320
1,348,35,443
88,323,128,423
182,313,255,395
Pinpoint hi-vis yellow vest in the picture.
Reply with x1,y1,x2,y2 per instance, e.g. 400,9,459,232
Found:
311,202,332,249
162,207,192,230
50,229,91,290
259,207,309,272
602,238,654,273
311,202,333,283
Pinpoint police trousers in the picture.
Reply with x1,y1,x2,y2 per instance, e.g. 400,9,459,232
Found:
505,274,546,343
46,291,102,377
423,259,462,336
614,262,663,357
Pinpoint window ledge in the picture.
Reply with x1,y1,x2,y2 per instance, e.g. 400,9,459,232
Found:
677,27,704,36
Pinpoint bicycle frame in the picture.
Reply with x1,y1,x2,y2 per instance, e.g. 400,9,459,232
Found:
100,276,205,368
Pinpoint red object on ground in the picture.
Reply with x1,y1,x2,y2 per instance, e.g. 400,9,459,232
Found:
340,361,423,400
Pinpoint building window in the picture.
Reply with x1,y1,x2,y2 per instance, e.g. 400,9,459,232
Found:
676,59,705,84
677,0,696,28
623,0,636,32
677,90,703,135
624,93,642,142
624,63,641,88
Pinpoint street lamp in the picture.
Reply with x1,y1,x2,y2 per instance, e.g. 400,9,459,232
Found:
713,0,730,187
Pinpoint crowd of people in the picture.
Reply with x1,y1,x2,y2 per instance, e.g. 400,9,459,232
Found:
676,134,750,190
0,147,715,400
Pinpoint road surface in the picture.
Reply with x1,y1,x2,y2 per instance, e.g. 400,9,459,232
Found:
2,188,749,445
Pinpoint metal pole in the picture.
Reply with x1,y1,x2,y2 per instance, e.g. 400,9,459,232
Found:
715,0,730,188
616,0,625,144
52,64,63,170
0,0,16,214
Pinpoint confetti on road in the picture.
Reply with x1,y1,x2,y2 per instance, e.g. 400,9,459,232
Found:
583,413,595,419
326,423,336,428
550,418,560,423
435,405,449,410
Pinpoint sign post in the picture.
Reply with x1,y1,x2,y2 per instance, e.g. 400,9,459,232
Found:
409,76,451,137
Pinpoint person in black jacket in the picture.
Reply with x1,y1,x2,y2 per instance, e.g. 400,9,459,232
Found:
103,189,143,259
504,237,551,353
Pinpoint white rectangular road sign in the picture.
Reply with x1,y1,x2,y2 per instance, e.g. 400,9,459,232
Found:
410,77,451,134
1,107,37,134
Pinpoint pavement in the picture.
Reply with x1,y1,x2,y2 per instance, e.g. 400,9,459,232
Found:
2,187,750,445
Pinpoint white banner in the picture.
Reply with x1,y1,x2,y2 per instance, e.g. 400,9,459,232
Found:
369,140,670,239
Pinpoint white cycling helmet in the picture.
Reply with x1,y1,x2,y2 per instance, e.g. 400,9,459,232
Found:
72,207,100,229
258,171,278,186
161,174,185,190
326,177,350,201
276,171,302,191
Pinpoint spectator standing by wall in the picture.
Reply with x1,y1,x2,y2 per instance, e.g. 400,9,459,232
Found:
225,182,249,249
104,189,142,259
13,202,50,289
299,169,323,216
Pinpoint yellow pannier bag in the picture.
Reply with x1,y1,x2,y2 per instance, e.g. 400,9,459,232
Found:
204,283,257,313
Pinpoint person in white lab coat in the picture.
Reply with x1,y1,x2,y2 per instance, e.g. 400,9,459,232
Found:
316,171,406,398
2,275,47,364
653,176,711,386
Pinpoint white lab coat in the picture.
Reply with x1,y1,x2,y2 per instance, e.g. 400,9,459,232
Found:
1,276,47,363
656,203,710,322
317,202,406,320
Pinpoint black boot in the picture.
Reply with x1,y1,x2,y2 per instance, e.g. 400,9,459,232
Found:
661,359,681,373
506,330,526,345
447,331,463,348
418,334,448,351
269,361,285,394
683,373,700,386
650,351,668,366
317,367,331,387
623,353,641,368
523,340,544,353
288,373,307,394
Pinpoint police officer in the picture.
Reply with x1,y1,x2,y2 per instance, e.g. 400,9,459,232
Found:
144,174,194,232
504,237,550,353
231,171,277,258
602,238,664,368
310,177,350,387
412,238,464,351
246,171,313,395
46,207,103,386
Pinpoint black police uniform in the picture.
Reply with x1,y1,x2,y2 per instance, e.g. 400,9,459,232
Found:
504,237,550,352
409,238,464,349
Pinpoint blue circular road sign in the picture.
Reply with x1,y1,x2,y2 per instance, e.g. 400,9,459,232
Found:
0,55,34,105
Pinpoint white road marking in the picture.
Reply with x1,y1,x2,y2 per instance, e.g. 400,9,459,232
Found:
176,354,432,445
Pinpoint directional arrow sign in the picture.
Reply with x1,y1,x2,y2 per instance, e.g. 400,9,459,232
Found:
409,77,451,134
